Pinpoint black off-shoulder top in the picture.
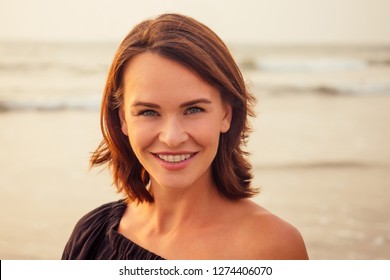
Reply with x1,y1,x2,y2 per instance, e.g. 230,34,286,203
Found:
61,200,165,260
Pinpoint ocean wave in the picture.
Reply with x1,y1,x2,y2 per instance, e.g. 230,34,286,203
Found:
249,58,368,72
0,98,100,112
2,42,390,105
254,82,390,95
0,61,105,75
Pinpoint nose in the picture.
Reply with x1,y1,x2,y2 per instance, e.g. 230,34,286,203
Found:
158,116,188,147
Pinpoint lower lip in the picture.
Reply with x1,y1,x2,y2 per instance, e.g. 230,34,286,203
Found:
154,153,196,171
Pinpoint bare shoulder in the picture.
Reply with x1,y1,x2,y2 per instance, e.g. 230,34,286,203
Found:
235,200,309,260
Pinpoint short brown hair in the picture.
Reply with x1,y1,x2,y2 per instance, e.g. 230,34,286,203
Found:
91,13,257,202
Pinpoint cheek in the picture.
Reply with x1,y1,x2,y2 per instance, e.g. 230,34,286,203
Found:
126,121,157,151
188,119,222,145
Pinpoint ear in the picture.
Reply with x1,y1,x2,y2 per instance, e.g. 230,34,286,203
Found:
119,107,128,136
220,103,232,133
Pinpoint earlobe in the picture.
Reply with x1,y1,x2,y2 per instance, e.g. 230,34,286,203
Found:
119,108,128,136
220,104,232,133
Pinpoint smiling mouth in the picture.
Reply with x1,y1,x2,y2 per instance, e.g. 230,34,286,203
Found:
156,153,193,163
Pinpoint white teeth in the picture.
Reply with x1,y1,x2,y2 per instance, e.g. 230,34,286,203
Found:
157,154,192,163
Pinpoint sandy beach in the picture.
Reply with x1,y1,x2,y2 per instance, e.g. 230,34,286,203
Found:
1,93,389,259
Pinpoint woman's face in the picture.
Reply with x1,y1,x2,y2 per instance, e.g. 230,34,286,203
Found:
120,52,231,192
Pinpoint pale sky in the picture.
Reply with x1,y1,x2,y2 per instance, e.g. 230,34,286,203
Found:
1,0,390,45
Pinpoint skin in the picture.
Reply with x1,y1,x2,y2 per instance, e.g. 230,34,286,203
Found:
118,52,309,259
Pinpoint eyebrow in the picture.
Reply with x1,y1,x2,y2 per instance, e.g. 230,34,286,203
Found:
131,98,212,108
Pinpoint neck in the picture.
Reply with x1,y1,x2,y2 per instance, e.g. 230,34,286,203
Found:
135,178,226,235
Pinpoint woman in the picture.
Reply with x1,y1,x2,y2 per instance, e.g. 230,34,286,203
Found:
62,13,308,260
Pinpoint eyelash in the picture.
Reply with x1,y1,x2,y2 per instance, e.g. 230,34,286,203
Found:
185,106,204,115
138,110,159,117
137,107,204,117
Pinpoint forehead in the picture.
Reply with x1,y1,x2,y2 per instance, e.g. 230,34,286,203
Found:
122,52,221,103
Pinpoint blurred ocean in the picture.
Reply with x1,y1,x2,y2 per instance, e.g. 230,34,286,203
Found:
1,41,390,111
1,41,390,259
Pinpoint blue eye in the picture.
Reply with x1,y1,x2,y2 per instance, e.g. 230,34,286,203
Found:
185,107,203,115
139,110,159,117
